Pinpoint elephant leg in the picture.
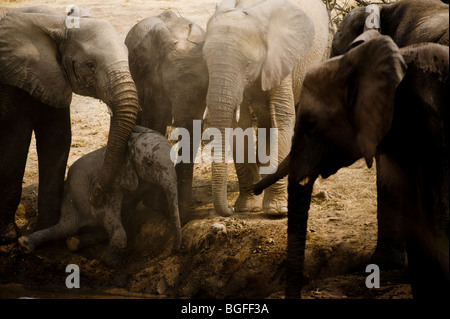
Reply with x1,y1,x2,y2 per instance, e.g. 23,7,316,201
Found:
233,103,262,213
260,76,295,216
159,176,182,252
33,103,71,230
97,193,127,266
102,217,127,266
403,204,450,299
174,121,198,223
259,126,289,215
371,154,407,269
18,192,81,252
0,88,34,244
176,162,194,223
234,161,262,212
19,221,75,252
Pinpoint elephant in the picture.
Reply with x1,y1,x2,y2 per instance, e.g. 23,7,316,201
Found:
330,0,449,57
203,0,329,217
0,6,140,244
125,11,208,223
18,126,182,266
254,31,449,299
330,0,449,269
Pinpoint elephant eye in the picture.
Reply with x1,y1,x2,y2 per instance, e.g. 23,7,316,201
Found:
85,61,96,72
300,115,316,133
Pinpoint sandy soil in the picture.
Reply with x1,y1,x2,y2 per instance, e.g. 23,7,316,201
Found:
0,0,411,300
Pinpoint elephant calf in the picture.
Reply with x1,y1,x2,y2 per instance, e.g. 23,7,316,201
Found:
19,126,181,265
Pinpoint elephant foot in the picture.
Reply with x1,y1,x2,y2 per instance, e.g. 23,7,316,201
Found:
263,192,287,216
370,243,407,270
66,237,81,251
234,194,262,213
215,205,235,217
18,236,35,252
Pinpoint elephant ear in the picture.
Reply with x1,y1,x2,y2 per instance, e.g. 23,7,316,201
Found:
215,0,238,13
156,10,205,45
348,29,382,51
245,0,315,91
186,22,205,44
127,17,175,72
338,35,407,167
66,5,92,18
0,13,72,108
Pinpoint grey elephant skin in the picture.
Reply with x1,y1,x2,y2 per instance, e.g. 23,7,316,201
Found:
330,0,449,269
19,126,182,266
330,0,449,57
203,0,329,217
254,31,449,299
125,11,208,223
0,6,140,243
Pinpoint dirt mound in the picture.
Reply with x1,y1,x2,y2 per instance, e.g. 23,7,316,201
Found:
0,166,411,299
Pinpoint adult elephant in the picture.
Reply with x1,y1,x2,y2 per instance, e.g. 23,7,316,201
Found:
0,7,140,243
330,0,449,57
203,0,329,217
330,0,449,269
254,31,449,298
125,11,208,222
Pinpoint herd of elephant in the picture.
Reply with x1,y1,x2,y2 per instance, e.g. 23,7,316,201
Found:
0,0,448,299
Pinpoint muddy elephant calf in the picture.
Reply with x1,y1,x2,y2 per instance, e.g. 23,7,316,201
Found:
19,126,181,266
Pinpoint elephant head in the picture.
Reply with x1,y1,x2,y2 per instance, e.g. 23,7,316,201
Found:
203,0,315,216
126,10,208,129
0,10,140,206
330,0,449,57
256,31,406,193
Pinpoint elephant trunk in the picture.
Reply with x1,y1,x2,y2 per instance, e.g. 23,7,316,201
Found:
174,119,196,224
90,65,140,206
253,155,291,195
285,175,316,298
206,59,245,217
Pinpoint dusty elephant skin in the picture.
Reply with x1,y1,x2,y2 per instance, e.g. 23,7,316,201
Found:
203,0,329,217
330,0,449,271
18,126,182,266
0,6,140,244
125,10,208,223
255,32,449,299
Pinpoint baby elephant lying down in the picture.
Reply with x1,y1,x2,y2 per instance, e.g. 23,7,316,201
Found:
19,126,181,265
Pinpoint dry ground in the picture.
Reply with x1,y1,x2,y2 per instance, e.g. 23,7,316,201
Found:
0,0,411,300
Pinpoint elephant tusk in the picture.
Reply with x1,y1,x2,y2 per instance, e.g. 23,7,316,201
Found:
203,106,209,120
299,176,310,186
235,104,240,123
